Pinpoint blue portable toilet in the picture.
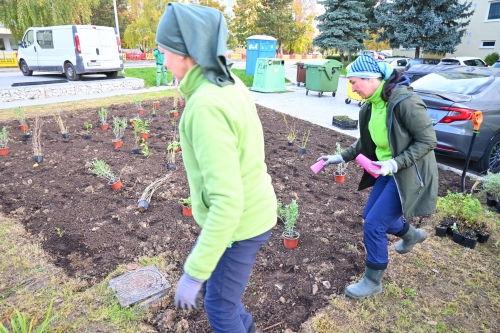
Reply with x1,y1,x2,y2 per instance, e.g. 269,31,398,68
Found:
245,35,277,76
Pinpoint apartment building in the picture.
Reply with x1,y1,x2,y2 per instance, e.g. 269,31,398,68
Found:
0,23,17,51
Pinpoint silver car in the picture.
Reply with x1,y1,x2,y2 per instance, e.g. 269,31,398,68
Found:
411,67,500,173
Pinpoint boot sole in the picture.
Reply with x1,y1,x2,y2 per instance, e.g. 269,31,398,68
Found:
395,232,427,254
345,289,382,299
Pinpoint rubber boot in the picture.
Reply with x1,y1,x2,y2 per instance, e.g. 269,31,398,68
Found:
248,322,262,333
345,267,385,299
395,224,427,254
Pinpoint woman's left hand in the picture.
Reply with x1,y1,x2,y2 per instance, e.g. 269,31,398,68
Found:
371,159,398,176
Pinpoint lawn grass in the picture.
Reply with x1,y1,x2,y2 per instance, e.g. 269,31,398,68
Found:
124,67,290,88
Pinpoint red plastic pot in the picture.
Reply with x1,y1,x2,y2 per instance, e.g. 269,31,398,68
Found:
101,124,109,130
334,173,345,183
282,231,300,249
19,125,28,131
141,133,149,139
138,109,144,115
109,178,122,190
182,205,192,216
113,140,123,149
0,147,9,156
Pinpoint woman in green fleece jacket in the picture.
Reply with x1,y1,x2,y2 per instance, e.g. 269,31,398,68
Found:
156,3,276,333
317,55,438,299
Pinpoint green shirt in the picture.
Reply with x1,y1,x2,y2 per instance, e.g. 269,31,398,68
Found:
179,65,277,280
367,81,392,161
152,49,164,65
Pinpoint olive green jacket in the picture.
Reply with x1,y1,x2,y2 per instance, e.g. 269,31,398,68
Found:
341,85,439,218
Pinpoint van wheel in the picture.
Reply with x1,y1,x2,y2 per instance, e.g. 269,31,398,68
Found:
473,133,500,174
106,71,118,78
20,60,33,76
64,63,80,81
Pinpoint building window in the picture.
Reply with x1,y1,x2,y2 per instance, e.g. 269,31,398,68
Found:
9,38,18,50
0,38,5,50
486,1,500,21
480,40,496,48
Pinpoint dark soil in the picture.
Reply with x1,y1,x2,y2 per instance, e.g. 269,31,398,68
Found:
0,100,472,332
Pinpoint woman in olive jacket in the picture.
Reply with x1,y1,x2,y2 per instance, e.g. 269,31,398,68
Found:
317,56,438,299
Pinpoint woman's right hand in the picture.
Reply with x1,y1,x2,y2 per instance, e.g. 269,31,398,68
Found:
317,155,344,166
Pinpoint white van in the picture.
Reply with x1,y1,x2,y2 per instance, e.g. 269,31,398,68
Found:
17,25,124,81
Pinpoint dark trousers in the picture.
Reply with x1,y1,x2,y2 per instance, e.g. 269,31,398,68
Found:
204,229,272,333
363,175,407,270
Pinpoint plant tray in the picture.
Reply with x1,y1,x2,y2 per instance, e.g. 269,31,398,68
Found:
332,116,358,130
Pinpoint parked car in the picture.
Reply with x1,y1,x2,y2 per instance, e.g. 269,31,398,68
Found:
404,58,441,72
359,50,385,60
17,25,124,81
383,57,411,72
411,67,500,173
438,57,487,67
492,61,500,68
406,64,460,83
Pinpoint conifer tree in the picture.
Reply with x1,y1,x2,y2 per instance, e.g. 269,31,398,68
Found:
372,0,474,58
313,0,368,62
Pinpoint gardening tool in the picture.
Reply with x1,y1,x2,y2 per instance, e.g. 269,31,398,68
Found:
461,111,483,193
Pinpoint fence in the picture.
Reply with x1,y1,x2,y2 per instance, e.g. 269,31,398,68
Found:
0,52,18,68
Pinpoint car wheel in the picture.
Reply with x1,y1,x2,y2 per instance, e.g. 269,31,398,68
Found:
106,71,118,78
473,134,500,173
20,60,33,76
64,62,80,81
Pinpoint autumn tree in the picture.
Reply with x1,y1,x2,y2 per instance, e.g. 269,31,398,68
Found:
90,0,131,43
256,0,296,54
232,0,259,47
0,0,99,40
282,2,315,54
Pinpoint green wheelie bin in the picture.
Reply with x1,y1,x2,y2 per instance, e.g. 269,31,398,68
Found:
303,59,343,97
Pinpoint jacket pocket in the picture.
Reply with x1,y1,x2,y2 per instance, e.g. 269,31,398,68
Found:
199,189,210,210
414,163,424,194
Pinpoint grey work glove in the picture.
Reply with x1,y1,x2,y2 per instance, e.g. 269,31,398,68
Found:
371,159,398,176
317,154,345,166
174,272,206,310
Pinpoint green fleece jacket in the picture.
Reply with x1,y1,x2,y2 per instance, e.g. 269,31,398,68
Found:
340,85,439,218
179,65,277,280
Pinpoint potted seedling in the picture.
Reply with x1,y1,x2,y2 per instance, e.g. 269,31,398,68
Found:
0,126,9,156
83,120,92,139
98,107,109,130
178,91,185,107
171,107,179,118
154,100,160,109
334,142,348,183
13,107,27,131
278,200,300,249
481,171,500,208
141,139,151,158
171,118,178,132
32,112,43,163
137,174,170,212
283,115,296,146
152,103,158,118
133,97,144,115
299,128,311,155
88,158,122,190
180,197,192,216
112,116,127,148
166,140,180,170
54,113,69,139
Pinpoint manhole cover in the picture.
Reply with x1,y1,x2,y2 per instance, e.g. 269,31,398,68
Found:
108,265,171,307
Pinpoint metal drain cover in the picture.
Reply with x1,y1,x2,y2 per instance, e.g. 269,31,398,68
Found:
108,265,171,307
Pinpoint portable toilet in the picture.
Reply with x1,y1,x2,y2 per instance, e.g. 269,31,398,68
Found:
245,35,277,76
250,58,287,93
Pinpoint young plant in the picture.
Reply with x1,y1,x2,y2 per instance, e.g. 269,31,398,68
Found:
54,114,68,134
141,139,151,157
98,107,108,125
112,116,127,141
84,120,93,135
137,174,170,212
152,103,158,116
300,128,311,149
133,97,142,110
167,140,180,164
0,126,8,148
283,115,296,144
32,112,43,157
0,299,57,333
277,199,299,239
481,171,500,201
334,142,348,175
180,197,192,208
13,107,26,126
88,158,119,183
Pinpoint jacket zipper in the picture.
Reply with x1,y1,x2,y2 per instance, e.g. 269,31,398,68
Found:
388,94,412,216
414,163,424,194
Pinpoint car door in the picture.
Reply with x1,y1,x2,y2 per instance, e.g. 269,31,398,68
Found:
20,29,39,70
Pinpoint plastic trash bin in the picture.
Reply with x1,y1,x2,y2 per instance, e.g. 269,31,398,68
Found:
344,63,365,107
250,58,287,93
303,59,342,97
296,62,306,87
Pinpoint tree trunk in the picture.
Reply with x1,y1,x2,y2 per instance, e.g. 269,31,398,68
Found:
415,46,421,59
340,50,345,64
347,51,352,63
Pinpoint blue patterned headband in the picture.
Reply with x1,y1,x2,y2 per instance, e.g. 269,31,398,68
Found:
346,55,394,81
